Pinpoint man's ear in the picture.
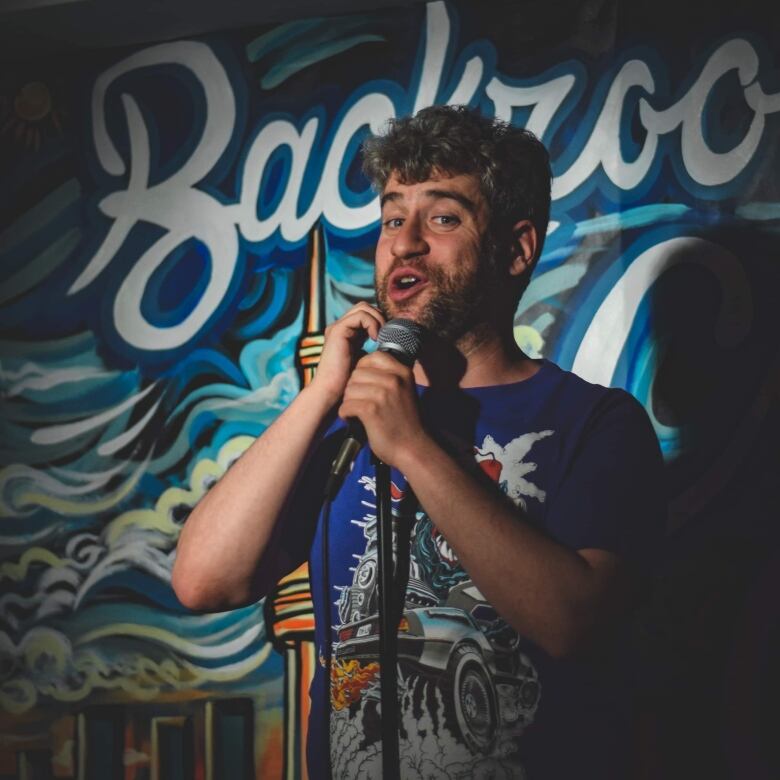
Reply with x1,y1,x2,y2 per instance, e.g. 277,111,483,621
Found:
508,219,538,278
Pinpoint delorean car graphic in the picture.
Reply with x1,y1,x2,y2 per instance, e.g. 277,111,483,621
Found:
335,558,540,753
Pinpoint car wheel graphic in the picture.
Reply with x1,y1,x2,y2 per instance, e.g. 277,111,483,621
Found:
448,644,497,753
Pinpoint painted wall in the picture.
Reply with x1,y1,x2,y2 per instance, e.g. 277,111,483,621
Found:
1,1,779,777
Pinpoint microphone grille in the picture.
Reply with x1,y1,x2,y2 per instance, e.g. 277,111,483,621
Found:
376,318,427,366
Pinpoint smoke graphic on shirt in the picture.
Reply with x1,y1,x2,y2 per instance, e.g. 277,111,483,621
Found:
331,673,528,779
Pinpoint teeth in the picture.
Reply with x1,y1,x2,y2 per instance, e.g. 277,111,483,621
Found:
397,275,419,288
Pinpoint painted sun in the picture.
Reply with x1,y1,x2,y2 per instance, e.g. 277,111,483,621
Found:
0,80,64,152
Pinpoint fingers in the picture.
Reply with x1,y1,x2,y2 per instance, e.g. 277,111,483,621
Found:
350,350,409,379
324,305,385,370
311,304,387,402
336,350,422,466
340,353,412,406
342,368,405,403
325,302,385,344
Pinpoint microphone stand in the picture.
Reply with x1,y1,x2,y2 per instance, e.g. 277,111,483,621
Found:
374,454,400,778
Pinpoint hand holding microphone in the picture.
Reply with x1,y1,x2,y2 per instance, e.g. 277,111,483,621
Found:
325,317,427,498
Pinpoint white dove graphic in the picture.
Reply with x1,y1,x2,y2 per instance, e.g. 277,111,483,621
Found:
475,430,554,508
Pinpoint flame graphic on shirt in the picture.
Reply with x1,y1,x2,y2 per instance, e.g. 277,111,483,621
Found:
330,659,380,711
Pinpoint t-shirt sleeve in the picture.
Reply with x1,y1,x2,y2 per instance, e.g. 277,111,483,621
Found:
543,389,666,574
248,421,345,601
273,425,344,571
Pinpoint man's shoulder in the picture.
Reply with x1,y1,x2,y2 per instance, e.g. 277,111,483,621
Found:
511,360,654,444
540,359,642,407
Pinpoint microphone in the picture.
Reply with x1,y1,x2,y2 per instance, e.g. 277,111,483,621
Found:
324,318,427,499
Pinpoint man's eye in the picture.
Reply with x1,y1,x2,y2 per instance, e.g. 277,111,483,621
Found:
382,217,403,229
432,215,460,226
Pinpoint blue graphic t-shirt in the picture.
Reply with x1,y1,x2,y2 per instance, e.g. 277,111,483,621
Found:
284,360,664,780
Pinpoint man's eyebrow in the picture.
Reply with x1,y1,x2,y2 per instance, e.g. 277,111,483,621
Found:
423,188,478,213
380,191,402,208
379,188,478,213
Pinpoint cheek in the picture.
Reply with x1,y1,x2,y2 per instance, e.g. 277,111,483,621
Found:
439,233,480,262
374,241,394,273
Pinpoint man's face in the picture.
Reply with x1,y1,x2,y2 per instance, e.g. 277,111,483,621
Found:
374,170,500,341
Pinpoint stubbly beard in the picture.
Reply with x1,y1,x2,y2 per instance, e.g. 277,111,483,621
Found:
376,238,505,344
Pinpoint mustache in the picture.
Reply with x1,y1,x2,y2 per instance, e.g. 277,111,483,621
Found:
377,257,447,289
381,256,429,276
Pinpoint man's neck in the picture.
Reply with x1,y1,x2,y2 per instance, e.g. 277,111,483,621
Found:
413,322,540,389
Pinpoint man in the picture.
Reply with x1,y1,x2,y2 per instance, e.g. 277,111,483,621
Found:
173,106,664,778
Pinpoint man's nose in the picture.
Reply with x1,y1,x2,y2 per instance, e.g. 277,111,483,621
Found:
391,216,428,259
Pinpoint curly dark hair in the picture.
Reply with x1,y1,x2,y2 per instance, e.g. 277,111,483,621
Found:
361,105,552,261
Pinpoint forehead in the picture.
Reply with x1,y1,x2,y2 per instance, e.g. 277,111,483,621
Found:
381,170,486,210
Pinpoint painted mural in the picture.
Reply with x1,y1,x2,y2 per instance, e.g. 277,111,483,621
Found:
1,1,779,777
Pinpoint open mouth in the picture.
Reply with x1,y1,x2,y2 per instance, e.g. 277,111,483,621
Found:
397,274,421,289
388,268,429,301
